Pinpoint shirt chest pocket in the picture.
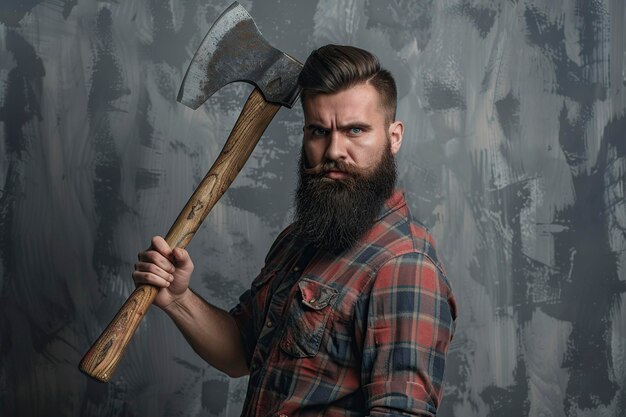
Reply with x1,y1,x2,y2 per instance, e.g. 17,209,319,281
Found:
280,277,338,358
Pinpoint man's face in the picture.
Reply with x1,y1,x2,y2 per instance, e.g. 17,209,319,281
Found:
301,82,403,177
292,83,404,253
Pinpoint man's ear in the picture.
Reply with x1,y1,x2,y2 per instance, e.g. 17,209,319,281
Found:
388,120,404,155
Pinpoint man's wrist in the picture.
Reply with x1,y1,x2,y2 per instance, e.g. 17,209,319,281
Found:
163,288,195,317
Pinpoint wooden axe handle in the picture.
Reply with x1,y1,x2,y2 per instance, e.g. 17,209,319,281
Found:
79,88,281,382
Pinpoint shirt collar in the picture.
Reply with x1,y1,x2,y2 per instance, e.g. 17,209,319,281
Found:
375,189,406,222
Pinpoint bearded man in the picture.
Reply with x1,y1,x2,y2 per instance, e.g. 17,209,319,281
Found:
133,45,457,416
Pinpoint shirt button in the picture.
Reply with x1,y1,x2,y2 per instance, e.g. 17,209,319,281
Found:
293,266,300,272
266,320,273,328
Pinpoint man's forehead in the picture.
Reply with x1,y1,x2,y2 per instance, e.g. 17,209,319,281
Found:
301,82,382,103
301,83,386,122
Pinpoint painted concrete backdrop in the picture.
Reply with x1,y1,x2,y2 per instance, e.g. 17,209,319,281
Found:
1,0,625,416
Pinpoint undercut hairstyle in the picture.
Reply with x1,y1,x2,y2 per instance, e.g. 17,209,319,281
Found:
298,44,398,125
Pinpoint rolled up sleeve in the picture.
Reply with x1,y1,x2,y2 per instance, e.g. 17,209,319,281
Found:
361,252,457,416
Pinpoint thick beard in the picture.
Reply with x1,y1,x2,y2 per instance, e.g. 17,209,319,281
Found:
292,143,397,253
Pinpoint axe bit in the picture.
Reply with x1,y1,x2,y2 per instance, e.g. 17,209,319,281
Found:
80,1,302,382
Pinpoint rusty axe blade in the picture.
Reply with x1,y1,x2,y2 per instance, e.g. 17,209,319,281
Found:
178,2,301,109
79,1,302,383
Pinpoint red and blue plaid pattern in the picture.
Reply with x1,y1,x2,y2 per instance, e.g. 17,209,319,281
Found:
230,191,457,416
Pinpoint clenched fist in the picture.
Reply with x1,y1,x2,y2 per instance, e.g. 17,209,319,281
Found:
132,236,195,310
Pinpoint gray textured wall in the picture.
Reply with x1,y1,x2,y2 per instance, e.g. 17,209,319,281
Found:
1,1,625,416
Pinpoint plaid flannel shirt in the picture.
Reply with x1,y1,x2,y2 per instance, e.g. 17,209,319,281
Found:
230,190,457,416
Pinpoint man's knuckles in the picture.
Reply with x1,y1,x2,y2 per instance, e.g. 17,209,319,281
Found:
140,251,175,272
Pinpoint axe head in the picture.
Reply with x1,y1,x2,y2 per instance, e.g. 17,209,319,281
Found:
178,2,302,109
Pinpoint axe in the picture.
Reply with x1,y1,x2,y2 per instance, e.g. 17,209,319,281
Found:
79,2,302,382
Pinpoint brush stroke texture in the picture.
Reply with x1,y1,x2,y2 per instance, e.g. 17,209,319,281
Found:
0,1,625,416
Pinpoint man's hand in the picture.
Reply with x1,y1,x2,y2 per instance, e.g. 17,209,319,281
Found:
132,236,194,310
132,236,248,377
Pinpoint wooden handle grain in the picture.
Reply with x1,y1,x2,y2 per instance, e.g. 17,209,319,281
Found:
79,285,158,382
79,88,281,382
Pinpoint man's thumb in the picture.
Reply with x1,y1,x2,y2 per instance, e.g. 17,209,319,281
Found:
173,247,187,262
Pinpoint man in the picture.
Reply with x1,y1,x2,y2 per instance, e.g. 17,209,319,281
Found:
133,45,457,416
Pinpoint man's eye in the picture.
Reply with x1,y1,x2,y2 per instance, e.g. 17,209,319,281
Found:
312,128,327,136
349,127,362,135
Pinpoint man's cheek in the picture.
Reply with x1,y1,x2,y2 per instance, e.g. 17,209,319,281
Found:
302,144,316,167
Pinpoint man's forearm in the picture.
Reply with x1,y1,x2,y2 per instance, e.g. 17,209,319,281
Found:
163,289,249,378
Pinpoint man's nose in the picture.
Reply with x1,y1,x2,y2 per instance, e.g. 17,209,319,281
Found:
324,131,347,161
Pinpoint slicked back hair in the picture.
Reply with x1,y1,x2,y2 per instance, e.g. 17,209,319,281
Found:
298,44,398,125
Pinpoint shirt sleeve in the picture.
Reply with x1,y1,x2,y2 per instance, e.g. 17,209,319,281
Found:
361,252,457,416
229,264,277,366
229,287,256,367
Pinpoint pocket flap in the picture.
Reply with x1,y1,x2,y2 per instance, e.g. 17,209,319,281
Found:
298,278,337,310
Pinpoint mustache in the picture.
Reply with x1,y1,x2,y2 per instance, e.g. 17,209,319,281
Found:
301,159,361,177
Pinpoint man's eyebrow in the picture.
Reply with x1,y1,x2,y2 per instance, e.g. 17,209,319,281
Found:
304,123,328,130
304,122,372,130
337,122,371,130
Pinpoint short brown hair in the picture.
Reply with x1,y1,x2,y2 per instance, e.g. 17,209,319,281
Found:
298,44,398,124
